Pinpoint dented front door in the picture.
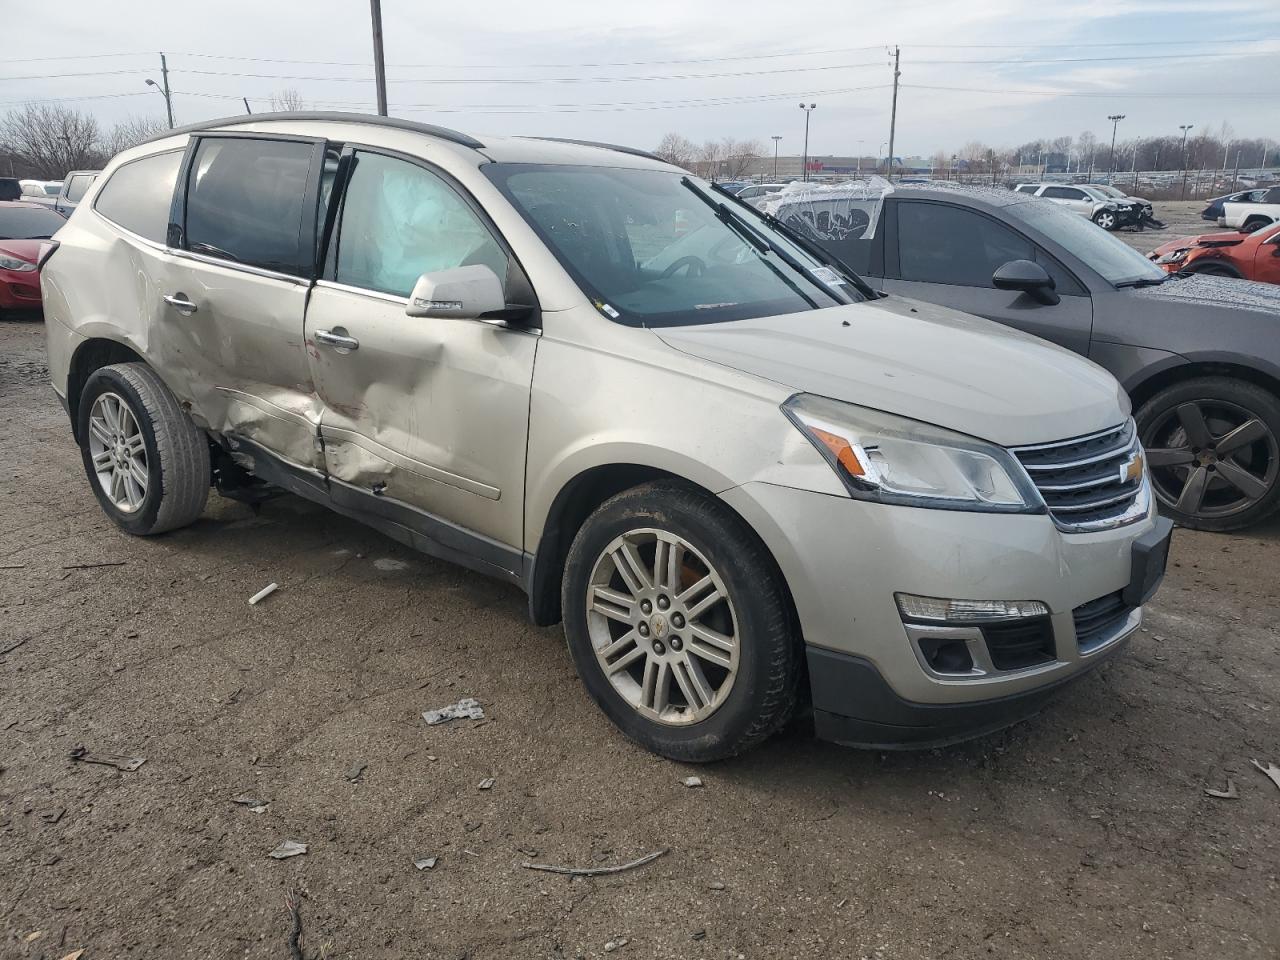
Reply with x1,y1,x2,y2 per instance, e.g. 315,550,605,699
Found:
303,281,537,549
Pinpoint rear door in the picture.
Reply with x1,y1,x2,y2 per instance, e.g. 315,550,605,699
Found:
302,146,538,565
878,198,1094,355
149,133,327,468
1040,186,1091,217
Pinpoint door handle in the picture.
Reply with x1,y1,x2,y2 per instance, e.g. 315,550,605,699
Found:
163,293,198,315
314,329,360,351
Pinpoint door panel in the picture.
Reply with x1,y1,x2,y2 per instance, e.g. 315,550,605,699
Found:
1254,235,1280,285
305,283,536,547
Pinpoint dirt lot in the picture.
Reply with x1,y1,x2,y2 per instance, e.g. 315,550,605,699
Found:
3,207,1279,960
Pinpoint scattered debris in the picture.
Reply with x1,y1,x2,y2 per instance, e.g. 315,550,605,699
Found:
24,931,43,943
682,776,703,789
1,637,30,657
59,951,85,960
1204,779,1239,799
69,745,145,772
345,761,368,783
604,937,629,953
61,561,127,570
478,777,495,790
521,849,667,877
1252,759,1280,792
691,930,706,941
269,840,309,860
231,794,269,814
373,557,408,571
708,881,726,891
422,697,484,725
836,897,849,909
40,807,66,824
462,848,479,858
414,856,438,870
0,562,26,569
284,886,304,960
248,582,279,606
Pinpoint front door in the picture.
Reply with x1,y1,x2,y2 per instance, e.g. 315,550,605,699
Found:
878,198,1095,356
1040,186,1093,217
1252,226,1280,285
153,133,326,468
303,148,538,570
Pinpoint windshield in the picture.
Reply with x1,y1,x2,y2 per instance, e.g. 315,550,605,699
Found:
0,205,65,240
1008,199,1166,286
483,163,856,326
1092,185,1126,199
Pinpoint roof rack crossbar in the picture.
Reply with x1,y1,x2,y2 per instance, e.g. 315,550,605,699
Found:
139,111,484,150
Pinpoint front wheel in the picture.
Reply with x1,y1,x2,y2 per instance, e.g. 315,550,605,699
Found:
1092,210,1118,230
78,362,211,535
561,481,800,762
1136,376,1280,531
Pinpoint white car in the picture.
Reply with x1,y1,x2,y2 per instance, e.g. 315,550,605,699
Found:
1013,183,1138,231
1220,186,1280,232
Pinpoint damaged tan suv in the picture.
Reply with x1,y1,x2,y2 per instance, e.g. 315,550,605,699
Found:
42,113,1170,762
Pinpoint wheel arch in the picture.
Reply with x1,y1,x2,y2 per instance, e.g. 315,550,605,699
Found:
66,337,146,441
1184,259,1243,279
1129,359,1280,414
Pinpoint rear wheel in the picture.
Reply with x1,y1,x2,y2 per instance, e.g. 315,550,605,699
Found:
1136,376,1280,531
1093,210,1118,230
562,481,800,762
78,362,211,535
1242,217,1273,234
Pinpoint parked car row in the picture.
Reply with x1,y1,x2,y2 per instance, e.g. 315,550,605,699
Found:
1014,182,1160,231
40,113,1181,761
0,171,99,219
0,200,68,317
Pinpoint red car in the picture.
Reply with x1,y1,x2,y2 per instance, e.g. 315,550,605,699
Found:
0,200,65,316
1149,220,1280,285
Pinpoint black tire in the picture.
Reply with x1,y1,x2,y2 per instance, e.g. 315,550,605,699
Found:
1242,217,1272,234
77,362,211,535
561,480,800,762
1136,376,1280,532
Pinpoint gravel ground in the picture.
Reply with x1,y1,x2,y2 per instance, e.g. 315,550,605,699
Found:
3,211,1278,959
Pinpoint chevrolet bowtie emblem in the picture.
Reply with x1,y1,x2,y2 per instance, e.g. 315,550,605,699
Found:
1120,451,1145,484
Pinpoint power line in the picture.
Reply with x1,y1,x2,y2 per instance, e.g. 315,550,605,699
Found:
903,83,1278,100
910,49,1279,65
0,68,151,81
0,91,153,107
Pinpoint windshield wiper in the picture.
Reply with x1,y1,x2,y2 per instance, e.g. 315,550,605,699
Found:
708,181,882,301
1115,276,1170,289
679,177,819,310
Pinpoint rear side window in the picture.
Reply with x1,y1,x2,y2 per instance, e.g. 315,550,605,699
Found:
1041,186,1084,200
1015,185,1039,194
184,137,315,274
896,201,1033,288
331,151,507,298
94,151,182,242
65,174,95,202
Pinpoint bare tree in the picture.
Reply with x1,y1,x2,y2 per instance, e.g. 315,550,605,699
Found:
104,115,170,157
0,104,103,178
694,139,724,180
653,132,697,169
720,138,763,180
269,88,308,112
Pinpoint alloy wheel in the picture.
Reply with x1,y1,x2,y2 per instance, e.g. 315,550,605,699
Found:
585,528,739,725
1095,212,1116,230
1143,399,1278,521
87,391,149,512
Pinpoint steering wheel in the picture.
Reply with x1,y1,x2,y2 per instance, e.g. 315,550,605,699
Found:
659,255,707,279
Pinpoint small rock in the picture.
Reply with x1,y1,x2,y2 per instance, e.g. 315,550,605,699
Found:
478,777,495,790
414,856,438,870
345,761,368,782
708,881,726,891
268,839,308,860
682,776,703,788
604,938,629,953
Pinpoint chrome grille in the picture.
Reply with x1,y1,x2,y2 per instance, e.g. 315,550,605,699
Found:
1012,421,1146,531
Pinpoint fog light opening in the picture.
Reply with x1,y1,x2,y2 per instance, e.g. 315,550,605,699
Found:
917,636,974,675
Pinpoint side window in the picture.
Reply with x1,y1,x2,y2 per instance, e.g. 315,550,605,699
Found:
1034,249,1086,297
896,201,1034,288
332,151,507,298
184,137,316,274
1016,185,1039,194
66,174,95,202
93,151,183,242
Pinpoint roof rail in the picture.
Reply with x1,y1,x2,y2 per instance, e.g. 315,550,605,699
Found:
139,111,484,150
527,137,668,164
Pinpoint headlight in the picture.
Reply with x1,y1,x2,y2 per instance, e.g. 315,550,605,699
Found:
1155,249,1188,264
0,254,36,272
782,394,1042,513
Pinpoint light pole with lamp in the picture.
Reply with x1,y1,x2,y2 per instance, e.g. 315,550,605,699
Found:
771,135,782,180
1107,114,1125,176
798,103,816,182
143,53,174,129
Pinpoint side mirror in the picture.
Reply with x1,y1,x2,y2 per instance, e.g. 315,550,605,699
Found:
405,265,508,321
992,259,1060,306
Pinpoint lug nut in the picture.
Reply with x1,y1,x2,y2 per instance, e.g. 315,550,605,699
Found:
657,595,670,610
652,640,665,654
671,613,685,629
669,637,683,651
638,622,650,637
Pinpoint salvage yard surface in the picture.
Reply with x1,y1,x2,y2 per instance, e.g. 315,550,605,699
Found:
3,207,1279,959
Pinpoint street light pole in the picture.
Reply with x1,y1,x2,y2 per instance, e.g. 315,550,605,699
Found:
798,103,816,182
771,135,782,181
144,53,174,129
1107,114,1125,175
370,0,388,117
1179,124,1194,200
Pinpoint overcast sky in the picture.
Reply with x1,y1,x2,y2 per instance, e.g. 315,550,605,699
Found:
5,0,1279,158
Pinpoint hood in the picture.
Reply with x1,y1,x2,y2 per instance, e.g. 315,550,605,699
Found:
656,296,1126,447
1153,230,1245,254
0,239,41,264
1132,274,1280,318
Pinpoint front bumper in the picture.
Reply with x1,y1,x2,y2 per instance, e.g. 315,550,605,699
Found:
720,482,1168,746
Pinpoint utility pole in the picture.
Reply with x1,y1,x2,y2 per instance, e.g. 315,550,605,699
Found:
243,97,252,115
1232,150,1241,192
1107,114,1124,175
370,0,388,116
771,135,782,180
799,103,816,182
147,53,175,128
886,45,900,182
1179,124,1193,200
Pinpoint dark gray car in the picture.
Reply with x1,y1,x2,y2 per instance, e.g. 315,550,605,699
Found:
767,183,1280,531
